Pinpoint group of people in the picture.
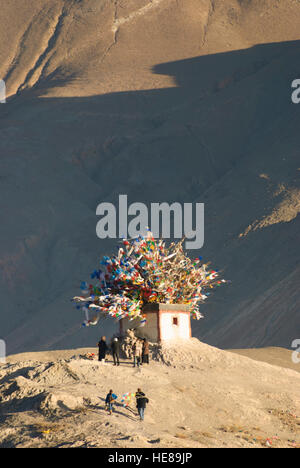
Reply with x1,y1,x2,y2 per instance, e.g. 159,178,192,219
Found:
100,336,150,421
105,388,149,421
97,336,119,364
97,335,150,368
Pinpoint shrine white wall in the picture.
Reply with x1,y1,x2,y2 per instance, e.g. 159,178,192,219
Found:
159,313,191,341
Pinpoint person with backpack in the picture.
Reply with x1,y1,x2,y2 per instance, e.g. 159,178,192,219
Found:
111,337,120,366
135,388,149,421
105,389,115,415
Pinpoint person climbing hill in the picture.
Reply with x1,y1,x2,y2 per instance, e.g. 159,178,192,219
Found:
105,389,115,415
135,388,149,421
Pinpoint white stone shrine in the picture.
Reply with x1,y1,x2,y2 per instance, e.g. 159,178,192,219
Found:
119,303,191,343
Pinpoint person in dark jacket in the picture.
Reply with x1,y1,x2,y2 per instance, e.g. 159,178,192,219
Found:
111,337,120,366
98,336,108,362
142,338,149,364
135,388,149,421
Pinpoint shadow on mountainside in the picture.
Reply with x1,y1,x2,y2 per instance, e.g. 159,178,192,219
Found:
0,40,300,353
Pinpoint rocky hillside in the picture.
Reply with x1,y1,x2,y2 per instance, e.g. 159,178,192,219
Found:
0,341,299,448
